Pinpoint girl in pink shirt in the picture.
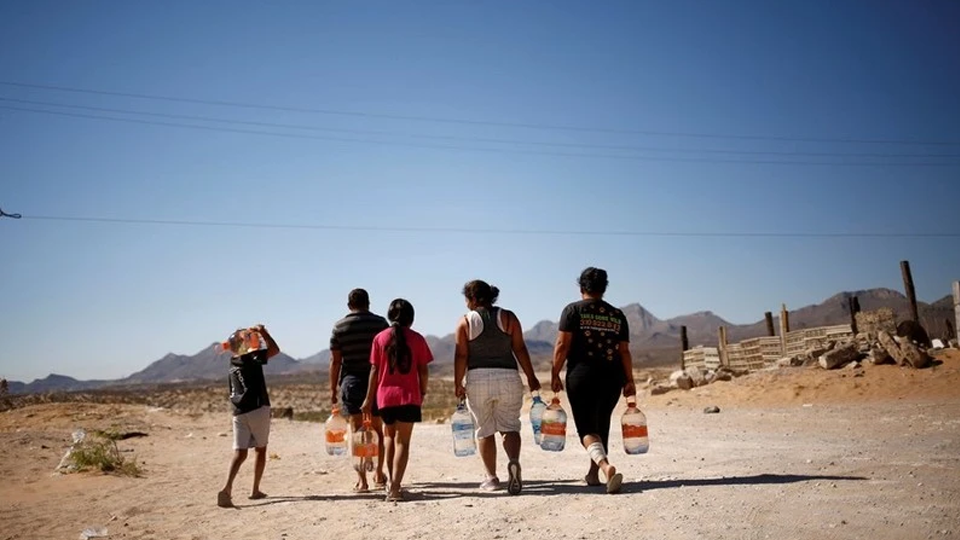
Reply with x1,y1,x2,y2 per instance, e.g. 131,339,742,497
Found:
362,298,433,502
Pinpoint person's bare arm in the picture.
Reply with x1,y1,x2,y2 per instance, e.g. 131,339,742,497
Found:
255,324,281,359
618,341,636,397
329,349,343,404
551,331,572,393
360,366,378,416
454,317,469,399
505,310,540,392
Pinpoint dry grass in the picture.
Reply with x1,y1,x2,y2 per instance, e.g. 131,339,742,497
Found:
0,376,474,426
67,431,142,476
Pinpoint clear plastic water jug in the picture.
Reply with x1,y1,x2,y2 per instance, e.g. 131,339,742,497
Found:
621,397,649,454
539,395,567,452
529,391,546,445
451,398,477,457
351,414,379,468
324,406,349,456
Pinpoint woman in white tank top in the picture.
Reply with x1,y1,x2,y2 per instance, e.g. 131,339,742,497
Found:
454,280,542,495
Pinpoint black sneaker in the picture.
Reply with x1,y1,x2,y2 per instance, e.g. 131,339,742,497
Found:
507,461,522,495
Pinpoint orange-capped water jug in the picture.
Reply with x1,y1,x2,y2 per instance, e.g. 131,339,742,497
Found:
539,394,567,452
324,406,349,456
220,328,264,356
621,397,649,454
351,414,379,470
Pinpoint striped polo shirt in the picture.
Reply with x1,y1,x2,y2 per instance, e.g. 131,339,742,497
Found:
330,311,389,379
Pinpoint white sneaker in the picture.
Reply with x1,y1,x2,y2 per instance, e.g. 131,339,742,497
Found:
479,476,501,491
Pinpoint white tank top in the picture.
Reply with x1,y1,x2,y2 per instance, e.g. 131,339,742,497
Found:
465,308,507,341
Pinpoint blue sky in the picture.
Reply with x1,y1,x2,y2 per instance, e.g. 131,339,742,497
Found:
1,1,958,382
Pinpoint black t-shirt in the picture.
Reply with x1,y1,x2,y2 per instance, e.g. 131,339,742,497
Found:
228,349,270,415
558,299,630,382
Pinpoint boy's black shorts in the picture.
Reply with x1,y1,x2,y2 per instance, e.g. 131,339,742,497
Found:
340,374,379,416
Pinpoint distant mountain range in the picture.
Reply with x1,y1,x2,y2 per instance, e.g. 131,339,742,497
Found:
7,287,953,394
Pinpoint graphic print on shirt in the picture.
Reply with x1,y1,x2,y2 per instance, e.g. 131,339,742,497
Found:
229,366,247,400
580,305,622,363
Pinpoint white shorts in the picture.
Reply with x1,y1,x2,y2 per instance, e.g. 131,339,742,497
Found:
465,368,524,439
233,406,271,450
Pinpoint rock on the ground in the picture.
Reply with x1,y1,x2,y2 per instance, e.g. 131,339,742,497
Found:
650,385,672,396
896,320,931,348
808,344,834,360
867,346,895,365
899,340,932,369
878,330,932,369
685,366,707,387
879,331,906,364
675,374,694,390
712,370,733,382
819,343,861,370
703,405,720,414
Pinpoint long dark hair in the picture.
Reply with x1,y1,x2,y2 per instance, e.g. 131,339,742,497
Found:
386,298,415,374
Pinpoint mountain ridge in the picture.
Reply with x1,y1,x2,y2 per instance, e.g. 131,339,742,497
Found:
6,288,954,394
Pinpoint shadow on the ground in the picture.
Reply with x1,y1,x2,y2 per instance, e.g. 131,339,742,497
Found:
235,492,386,507
409,478,587,499
232,473,869,505
630,473,868,493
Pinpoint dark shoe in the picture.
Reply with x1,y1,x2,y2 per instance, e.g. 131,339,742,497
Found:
507,461,522,495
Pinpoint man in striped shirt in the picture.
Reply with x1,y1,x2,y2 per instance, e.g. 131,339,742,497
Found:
330,288,389,492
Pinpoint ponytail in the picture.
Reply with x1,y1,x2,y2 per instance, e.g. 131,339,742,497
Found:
387,322,412,374
385,298,415,375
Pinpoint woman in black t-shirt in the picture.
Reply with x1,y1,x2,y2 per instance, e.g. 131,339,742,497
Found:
551,267,637,494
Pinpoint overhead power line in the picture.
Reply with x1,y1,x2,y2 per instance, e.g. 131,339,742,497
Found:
2,105,957,167
2,97,958,160
8,213,960,238
2,80,958,147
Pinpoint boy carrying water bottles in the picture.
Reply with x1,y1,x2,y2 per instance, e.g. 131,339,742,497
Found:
217,324,281,508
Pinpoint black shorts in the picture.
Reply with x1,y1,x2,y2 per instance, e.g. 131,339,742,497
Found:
379,404,421,425
341,374,378,416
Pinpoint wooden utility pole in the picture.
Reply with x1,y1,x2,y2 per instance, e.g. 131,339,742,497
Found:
718,326,728,367
779,303,790,356
901,260,920,323
953,281,960,344
764,312,775,337
848,296,861,335
679,325,689,371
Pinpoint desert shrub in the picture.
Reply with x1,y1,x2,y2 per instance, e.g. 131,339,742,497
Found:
69,433,142,476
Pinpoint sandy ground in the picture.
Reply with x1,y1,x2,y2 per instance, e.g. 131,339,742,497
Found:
2,350,960,540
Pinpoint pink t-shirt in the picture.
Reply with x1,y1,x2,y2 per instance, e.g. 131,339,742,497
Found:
369,326,433,409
